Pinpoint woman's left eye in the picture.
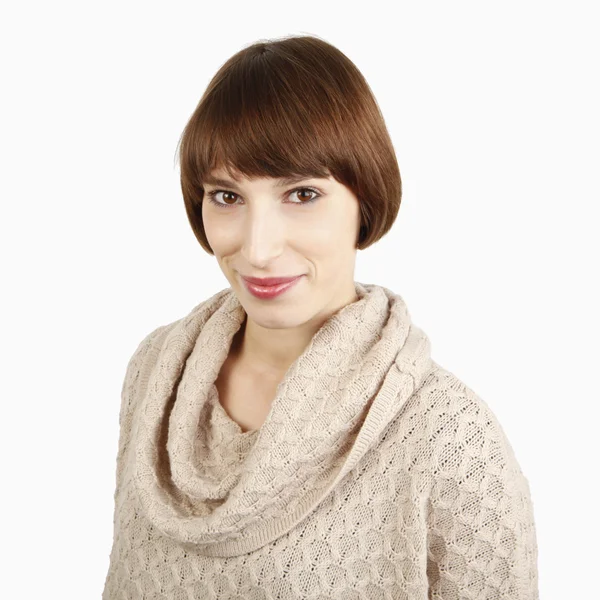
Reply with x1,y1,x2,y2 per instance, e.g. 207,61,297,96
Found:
290,188,320,204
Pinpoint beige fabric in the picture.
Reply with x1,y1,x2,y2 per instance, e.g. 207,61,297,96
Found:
103,282,539,599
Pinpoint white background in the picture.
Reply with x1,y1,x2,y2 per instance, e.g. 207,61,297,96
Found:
2,1,598,597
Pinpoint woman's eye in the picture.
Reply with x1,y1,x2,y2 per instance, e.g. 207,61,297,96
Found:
205,187,320,208
205,190,238,207
293,189,317,203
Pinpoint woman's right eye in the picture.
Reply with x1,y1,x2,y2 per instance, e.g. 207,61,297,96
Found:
205,190,238,208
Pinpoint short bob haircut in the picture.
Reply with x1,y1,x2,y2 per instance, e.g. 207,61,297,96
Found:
175,34,401,255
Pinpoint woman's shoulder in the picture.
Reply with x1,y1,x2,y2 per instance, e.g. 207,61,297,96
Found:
123,321,174,377
122,292,222,388
392,360,530,482
118,319,179,417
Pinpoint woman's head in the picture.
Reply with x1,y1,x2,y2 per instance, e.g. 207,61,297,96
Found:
176,34,401,327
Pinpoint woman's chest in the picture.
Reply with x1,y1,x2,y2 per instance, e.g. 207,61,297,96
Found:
106,445,431,600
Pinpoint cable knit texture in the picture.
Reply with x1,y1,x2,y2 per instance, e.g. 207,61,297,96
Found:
102,282,539,599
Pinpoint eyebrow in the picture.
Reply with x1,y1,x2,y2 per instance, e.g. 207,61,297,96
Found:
202,174,326,189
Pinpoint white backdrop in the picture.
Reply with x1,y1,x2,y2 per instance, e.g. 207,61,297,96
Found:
1,1,597,597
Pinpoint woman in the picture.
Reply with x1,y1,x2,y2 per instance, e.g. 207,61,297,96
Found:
103,35,539,599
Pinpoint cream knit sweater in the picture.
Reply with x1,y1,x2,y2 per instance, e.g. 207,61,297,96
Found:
102,282,539,599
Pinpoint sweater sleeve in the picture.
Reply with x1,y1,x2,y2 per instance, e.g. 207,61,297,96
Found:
112,325,167,501
425,390,539,599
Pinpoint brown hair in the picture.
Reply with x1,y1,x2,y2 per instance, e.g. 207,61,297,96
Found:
175,34,402,255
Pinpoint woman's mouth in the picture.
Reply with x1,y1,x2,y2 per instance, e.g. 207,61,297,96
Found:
241,275,304,299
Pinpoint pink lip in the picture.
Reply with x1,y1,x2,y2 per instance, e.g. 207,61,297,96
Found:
241,275,303,299
241,275,303,286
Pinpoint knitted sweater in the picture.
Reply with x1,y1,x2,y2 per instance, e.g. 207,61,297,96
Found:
102,282,539,599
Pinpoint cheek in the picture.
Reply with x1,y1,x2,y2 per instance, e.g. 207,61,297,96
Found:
301,210,350,245
306,213,356,249
203,214,234,250
299,226,331,248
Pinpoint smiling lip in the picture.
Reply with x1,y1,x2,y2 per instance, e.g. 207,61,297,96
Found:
241,275,303,286
241,274,304,299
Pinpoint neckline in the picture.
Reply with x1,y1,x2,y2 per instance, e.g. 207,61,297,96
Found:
210,382,260,436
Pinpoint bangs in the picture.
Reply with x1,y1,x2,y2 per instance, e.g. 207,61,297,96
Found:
198,60,342,182
177,39,373,192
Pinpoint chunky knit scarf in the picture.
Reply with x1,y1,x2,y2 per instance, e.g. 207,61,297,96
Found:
103,281,539,599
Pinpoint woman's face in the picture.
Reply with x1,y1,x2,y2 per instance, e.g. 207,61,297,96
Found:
202,167,361,329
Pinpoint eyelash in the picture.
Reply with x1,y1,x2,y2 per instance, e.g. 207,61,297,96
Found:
204,187,321,209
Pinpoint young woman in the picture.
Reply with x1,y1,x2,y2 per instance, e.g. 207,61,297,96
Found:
103,34,539,599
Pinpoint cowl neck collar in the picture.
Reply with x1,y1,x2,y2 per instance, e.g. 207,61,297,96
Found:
132,281,432,557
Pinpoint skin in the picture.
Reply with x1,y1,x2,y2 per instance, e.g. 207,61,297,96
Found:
202,167,362,383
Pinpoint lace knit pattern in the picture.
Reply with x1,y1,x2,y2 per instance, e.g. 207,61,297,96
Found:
103,285,539,599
